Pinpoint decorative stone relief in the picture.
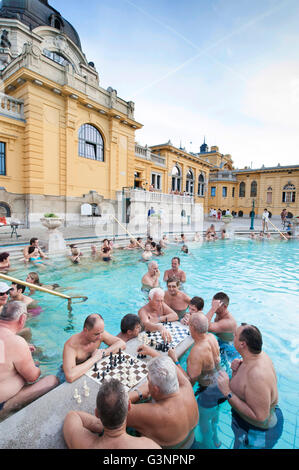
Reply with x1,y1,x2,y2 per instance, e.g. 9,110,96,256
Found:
127,101,135,119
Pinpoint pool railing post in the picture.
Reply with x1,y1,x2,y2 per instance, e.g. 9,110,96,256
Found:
250,199,255,231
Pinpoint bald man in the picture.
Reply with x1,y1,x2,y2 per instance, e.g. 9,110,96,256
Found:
63,314,125,383
141,261,160,292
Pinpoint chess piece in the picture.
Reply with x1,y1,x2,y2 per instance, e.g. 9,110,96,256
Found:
73,388,79,399
84,388,90,397
93,363,98,372
76,395,82,404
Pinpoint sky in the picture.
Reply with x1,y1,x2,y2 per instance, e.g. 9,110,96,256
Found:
51,0,299,169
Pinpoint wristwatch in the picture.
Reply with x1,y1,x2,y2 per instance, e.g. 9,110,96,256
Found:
134,388,143,401
226,392,233,400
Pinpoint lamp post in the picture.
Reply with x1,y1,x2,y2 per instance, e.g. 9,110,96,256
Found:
250,199,255,231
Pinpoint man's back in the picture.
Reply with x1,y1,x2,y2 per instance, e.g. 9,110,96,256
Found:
0,328,33,402
127,381,198,448
188,333,220,386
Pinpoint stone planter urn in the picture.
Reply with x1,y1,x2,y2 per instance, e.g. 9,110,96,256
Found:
222,216,233,225
40,217,66,253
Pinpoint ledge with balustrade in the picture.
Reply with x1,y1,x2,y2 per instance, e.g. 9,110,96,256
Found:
135,144,166,167
0,92,25,121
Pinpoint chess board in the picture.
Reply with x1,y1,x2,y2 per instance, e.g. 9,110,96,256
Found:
139,322,190,350
85,351,148,392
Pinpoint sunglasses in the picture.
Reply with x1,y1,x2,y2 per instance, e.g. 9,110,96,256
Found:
0,290,11,296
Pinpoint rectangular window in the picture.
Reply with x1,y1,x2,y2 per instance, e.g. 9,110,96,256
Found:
222,187,227,198
267,192,272,204
151,172,161,190
0,142,6,176
232,187,235,198
211,187,216,197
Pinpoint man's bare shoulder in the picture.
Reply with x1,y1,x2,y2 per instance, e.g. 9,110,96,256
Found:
64,333,80,349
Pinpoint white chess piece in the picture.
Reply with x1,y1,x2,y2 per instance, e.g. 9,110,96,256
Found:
77,395,82,404
84,388,90,397
73,388,79,399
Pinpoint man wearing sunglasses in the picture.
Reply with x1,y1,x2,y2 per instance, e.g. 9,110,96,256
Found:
0,282,11,312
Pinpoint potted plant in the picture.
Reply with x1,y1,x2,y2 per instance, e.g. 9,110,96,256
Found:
40,213,64,230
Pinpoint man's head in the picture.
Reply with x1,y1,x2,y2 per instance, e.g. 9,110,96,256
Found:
29,238,39,247
166,277,180,296
83,314,105,343
213,292,229,315
148,261,159,275
189,312,209,339
148,288,164,307
0,301,27,331
0,282,11,307
96,379,129,429
147,355,179,399
234,323,263,355
0,252,9,263
145,243,152,252
120,314,141,339
189,297,204,314
10,283,26,299
171,257,180,270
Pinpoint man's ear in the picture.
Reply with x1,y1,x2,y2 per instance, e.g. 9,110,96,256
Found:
95,408,99,418
128,400,132,412
19,313,27,329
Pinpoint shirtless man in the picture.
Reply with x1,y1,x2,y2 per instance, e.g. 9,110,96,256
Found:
163,257,186,284
217,324,284,449
0,301,58,418
164,278,191,321
142,242,153,261
63,379,160,449
138,288,178,343
117,314,141,343
0,282,11,313
141,261,160,292
127,353,198,449
9,283,35,309
63,314,125,383
206,292,237,343
23,238,47,263
171,313,224,448
181,296,204,326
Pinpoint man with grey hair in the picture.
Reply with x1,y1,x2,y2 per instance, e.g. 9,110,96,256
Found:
170,312,225,448
0,301,58,418
63,379,161,449
141,261,160,292
126,349,198,449
138,288,178,343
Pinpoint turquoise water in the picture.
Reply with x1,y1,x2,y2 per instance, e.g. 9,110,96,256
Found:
11,238,299,449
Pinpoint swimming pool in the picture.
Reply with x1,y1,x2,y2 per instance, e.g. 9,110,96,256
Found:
10,238,299,449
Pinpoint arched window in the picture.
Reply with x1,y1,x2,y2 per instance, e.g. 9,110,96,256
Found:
185,169,194,195
282,183,296,203
171,165,182,192
78,124,104,161
198,173,205,197
250,181,257,197
0,202,11,218
239,182,246,198
43,49,71,68
267,186,272,205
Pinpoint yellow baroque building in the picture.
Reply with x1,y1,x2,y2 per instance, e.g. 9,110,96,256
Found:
200,144,299,218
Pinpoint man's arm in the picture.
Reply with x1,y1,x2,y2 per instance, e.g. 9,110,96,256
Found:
163,270,169,282
63,343,103,383
101,331,126,354
218,370,272,423
63,411,103,449
138,309,172,342
159,303,179,323
180,271,186,283
168,348,200,386
13,337,41,383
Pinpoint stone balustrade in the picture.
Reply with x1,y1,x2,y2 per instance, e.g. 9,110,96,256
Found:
0,93,25,120
126,188,194,204
135,144,166,167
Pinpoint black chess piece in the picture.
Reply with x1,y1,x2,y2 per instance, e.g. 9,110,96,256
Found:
102,371,105,380
93,363,98,372
97,372,100,379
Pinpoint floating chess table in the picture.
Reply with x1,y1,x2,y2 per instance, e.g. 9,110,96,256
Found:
85,350,148,392
139,322,191,351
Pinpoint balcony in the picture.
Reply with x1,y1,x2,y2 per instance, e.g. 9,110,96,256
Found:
135,144,166,167
209,171,237,182
0,93,25,121
123,188,194,205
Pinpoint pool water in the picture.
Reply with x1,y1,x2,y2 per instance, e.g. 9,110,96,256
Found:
11,238,299,449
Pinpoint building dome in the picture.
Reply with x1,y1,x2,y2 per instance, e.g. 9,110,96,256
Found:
0,0,82,50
